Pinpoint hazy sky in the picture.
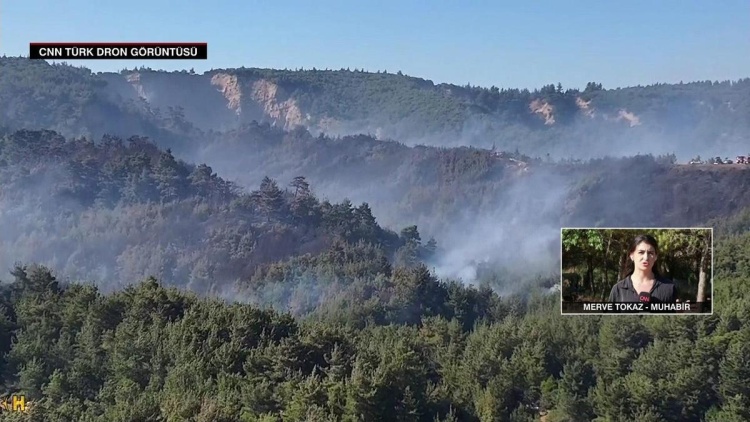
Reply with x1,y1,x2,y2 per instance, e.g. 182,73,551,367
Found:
3,0,749,90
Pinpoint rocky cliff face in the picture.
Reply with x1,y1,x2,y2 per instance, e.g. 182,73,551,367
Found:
529,99,555,125
102,70,241,131
615,109,641,127
125,73,148,100
100,71,311,132
249,79,306,130
210,73,242,115
576,97,594,118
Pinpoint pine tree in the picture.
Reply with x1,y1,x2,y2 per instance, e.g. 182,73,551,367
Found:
254,176,285,223
718,328,750,418
18,357,46,399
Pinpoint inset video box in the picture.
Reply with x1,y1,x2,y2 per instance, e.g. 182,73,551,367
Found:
560,227,713,315
29,42,208,60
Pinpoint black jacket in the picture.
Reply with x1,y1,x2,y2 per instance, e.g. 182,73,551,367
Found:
608,275,678,303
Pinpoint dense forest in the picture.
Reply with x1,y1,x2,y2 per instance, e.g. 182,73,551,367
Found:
0,129,438,299
0,58,189,152
0,210,748,421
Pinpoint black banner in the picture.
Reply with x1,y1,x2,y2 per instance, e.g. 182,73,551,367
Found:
29,43,208,60
562,301,711,314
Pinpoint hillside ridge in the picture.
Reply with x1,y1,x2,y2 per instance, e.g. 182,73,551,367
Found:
3,56,749,160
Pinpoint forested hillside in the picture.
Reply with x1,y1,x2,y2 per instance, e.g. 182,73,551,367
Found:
0,129,436,301
0,58,192,153
196,122,750,232
3,57,750,160
0,214,748,421
3,129,749,296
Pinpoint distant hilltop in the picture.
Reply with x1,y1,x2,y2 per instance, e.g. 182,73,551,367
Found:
1,56,750,160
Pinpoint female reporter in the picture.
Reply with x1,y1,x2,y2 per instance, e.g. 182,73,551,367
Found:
607,234,677,303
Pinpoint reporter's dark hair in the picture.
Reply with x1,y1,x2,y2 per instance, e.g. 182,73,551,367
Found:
625,234,660,277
